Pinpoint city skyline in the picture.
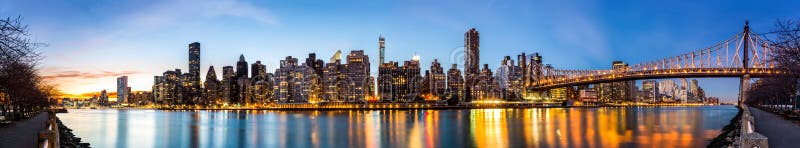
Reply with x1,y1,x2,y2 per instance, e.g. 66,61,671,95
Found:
3,0,800,101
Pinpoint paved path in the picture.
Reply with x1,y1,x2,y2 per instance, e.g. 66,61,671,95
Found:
0,112,49,148
749,107,800,148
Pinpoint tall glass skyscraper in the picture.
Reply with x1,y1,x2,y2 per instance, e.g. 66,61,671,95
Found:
117,76,128,103
379,35,385,64
188,42,201,90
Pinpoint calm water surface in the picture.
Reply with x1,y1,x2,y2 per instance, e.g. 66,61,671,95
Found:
57,106,738,148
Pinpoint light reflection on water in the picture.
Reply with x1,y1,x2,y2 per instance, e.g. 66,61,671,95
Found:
57,106,737,148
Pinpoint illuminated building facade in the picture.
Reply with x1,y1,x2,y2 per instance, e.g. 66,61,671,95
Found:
188,42,201,103
274,56,316,103
235,54,250,104
117,76,129,103
203,66,222,105
473,64,495,101
549,87,574,101
100,89,108,105
378,62,399,102
579,88,598,102
222,66,236,104
344,50,370,102
642,80,658,102
447,64,464,100
659,80,676,102
323,54,345,102
379,35,385,64
153,69,181,104
305,53,325,77
464,28,480,102
250,61,272,104
611,61,634,102
401,59,421,102
428,59,446,100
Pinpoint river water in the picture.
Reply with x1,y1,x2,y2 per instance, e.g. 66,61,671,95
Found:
57,105,738,148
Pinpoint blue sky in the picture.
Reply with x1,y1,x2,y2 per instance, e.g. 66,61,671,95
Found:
2,0,799,101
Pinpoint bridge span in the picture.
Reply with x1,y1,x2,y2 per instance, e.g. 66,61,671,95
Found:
526,22,781,104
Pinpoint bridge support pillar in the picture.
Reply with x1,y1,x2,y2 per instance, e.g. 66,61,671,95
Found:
739,74,750,106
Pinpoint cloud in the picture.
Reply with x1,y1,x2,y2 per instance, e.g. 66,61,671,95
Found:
42,70,138,80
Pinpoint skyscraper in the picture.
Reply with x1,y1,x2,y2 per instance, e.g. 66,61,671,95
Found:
474,64,494,100
464,28,480,102
402,58,421,102
429,59,446,100
305,53,324,77
422,70,431,99
234,55,250,104
157,69,181,104
117,76,129,103
447,64,464,101
152,76,162,103
642,80,658,102
204,66,222,104
251,61,266,82
378,61,399,102
658,80,676,102
379,35,385,64
611,61,633,101
496,56,512,100
275,56,315,103
324,54,345,102
249,60,273,104
222,66,236,104
679,78,689,102
188,42,201,100
345,50,370,102
236,54,249,79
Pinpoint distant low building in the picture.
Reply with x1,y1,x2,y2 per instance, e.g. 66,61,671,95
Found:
642,80,658,102
579,88,598,102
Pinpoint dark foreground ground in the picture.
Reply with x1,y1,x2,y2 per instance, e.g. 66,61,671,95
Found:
750,107,800,148
0,112,49,148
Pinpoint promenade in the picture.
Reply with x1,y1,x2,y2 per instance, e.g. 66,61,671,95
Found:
749,107,800,148
0,112,49,148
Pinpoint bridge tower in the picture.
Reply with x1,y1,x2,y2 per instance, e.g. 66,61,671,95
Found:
739,21,751,106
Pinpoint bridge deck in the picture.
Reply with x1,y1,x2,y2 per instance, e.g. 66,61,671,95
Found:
529,68,780,90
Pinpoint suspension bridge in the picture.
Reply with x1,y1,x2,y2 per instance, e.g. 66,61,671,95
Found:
527,22,782,104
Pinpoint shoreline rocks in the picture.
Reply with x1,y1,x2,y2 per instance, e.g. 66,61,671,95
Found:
56,117,90,148
707,107,742,148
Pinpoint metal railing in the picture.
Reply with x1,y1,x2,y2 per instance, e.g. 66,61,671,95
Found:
38,112,59,148
737,106,768,148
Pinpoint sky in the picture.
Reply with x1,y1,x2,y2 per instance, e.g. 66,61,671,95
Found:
2,0,799,101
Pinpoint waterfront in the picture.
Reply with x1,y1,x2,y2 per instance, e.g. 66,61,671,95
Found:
57,106,737,148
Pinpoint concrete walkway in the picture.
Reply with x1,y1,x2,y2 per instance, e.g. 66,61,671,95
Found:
0,112,49,148
749,107,800,148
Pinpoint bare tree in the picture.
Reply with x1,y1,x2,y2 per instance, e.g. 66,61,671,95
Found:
771,19,800,74
0,16,49,120
754,18,800,111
